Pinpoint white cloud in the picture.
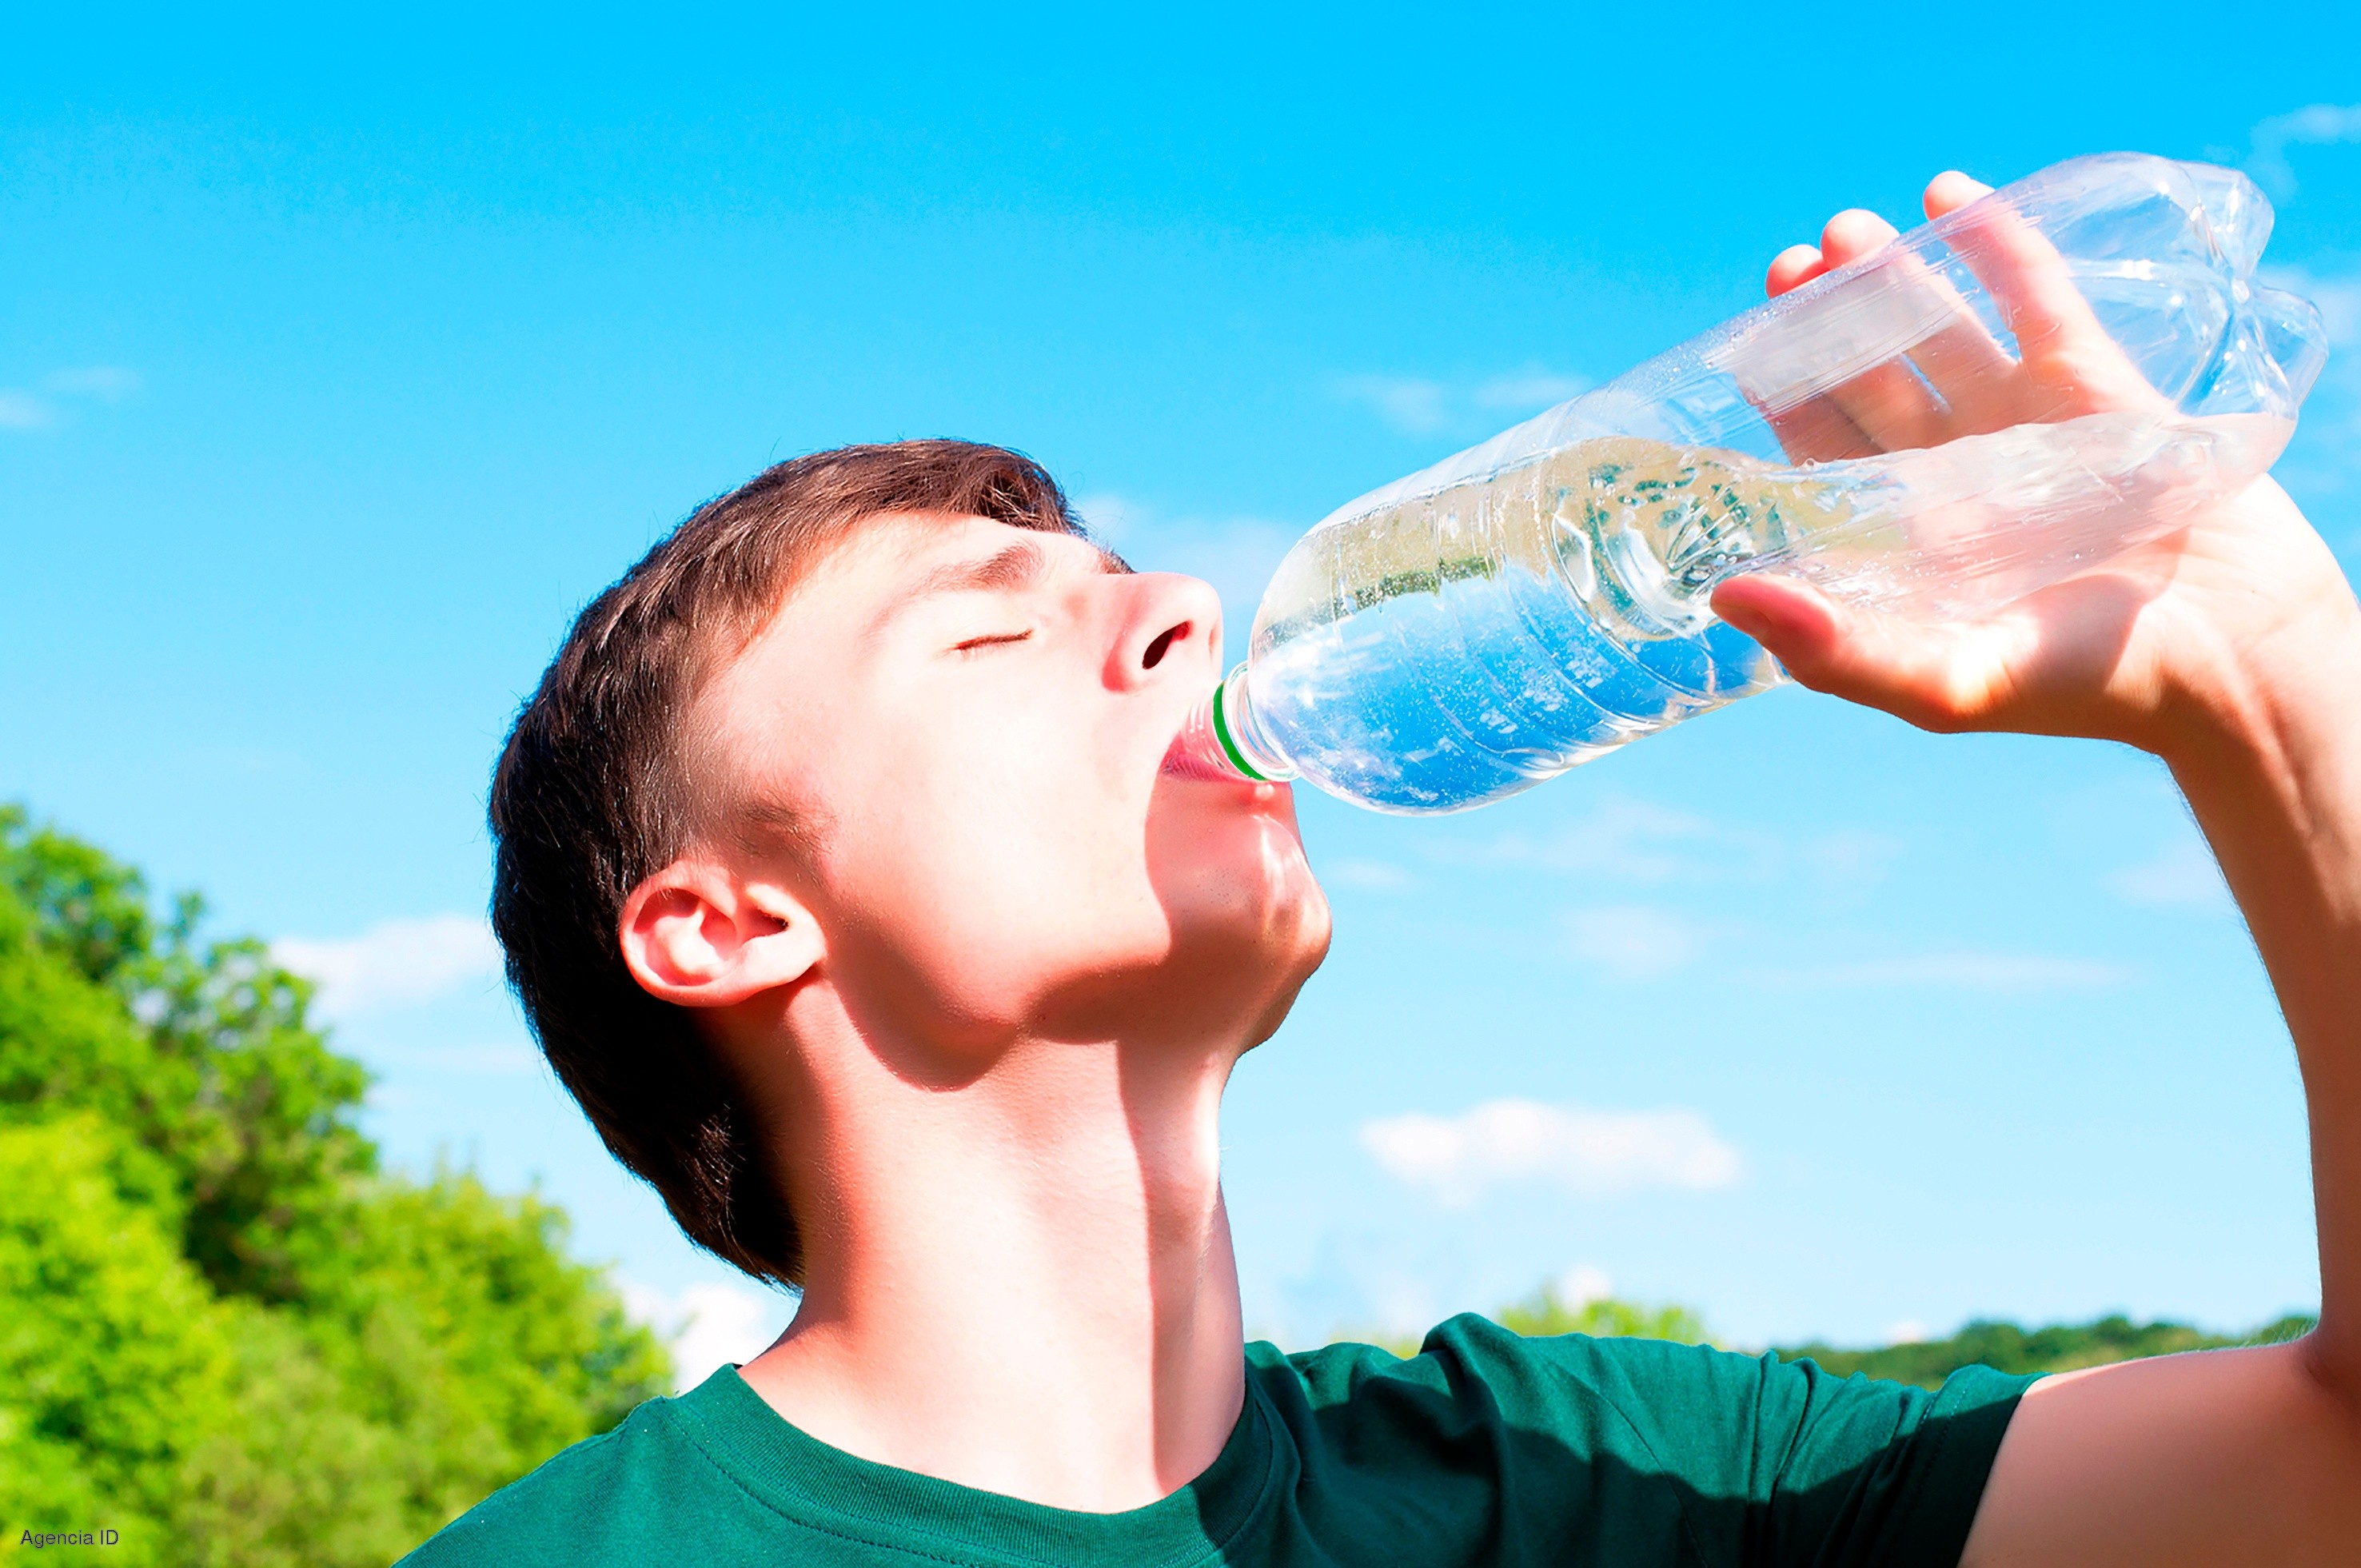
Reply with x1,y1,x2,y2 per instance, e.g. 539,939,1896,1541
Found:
1561,904,1710,980
1257,1227,1460,1347
1559,899,2133,991
2263,265,2361,351
1464,796,1718,881
44,365,142,401
2257,262,2361,489
2107,838,2231,912
1448,801,2124,994
1167,518,1302,627
1474,368,1589,410
1360,1099,1742,1207
1554,1263,1613,1309
1333,365,1589,437
2248,102,2361,196
1,366,144,433
1791,831,1907,890
1333,373,1453,435
622,1279,797,1392
1762,951,2133,991
1884,1319,1929,1346
1327,857,1416,892
1446,794,1900,897
1073,493,1301,640
0,391,53,431
273,913,503,1018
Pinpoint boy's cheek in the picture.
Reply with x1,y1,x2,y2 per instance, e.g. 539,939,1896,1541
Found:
836,778,1167,956
816,684,1189,954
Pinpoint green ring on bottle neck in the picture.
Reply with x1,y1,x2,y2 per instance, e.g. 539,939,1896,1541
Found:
1210,680,1270,782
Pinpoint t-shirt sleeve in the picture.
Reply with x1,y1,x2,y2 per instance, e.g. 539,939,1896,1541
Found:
1419,1314,2036,1568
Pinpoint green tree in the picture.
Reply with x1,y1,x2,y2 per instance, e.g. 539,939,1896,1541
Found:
1344,1285,1713,1361
1496,1284,1712,1346
0,806,669,1565
0,1114,237,1566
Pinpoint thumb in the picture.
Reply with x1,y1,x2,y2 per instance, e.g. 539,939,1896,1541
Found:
1711,574,2020,734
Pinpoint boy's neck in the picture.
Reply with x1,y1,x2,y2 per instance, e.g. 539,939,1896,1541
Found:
736,1023,1246,1513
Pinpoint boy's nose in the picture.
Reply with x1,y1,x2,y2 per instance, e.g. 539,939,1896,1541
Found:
1107,573,1225,691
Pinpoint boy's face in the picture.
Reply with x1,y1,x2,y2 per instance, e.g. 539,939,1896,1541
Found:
699,513,1330,1058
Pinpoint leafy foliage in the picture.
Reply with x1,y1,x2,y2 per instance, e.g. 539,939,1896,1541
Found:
0,806,668,1565
1348,1283,1714,1361
1497,1284,1712,1346
0,1114,237,1563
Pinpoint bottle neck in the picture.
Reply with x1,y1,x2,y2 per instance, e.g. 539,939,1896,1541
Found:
1163,665,1297,785
1213,663,1295,781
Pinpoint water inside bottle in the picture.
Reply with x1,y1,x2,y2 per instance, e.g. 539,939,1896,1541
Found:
1216,408,2288,813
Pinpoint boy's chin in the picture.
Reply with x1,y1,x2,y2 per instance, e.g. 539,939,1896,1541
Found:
1151,821,1326,950
1022,903,1326,1049
1164,866,1332,999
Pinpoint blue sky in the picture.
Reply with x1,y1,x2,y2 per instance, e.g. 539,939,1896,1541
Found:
9,4,2361,1380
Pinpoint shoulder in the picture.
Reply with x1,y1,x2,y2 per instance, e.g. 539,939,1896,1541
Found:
1242,1319,1794,1561
1247,1315,1793,1486
1250,1320,2034,1566
396,1393,708,1567
1255,1316,2032,1496
1260,1312,1780,1425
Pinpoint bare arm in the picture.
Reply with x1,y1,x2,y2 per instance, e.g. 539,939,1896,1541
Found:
1713,174,2361,1564
1955,609,2361,1564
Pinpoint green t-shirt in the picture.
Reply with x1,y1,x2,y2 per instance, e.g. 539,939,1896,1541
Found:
399,1314,2033,1567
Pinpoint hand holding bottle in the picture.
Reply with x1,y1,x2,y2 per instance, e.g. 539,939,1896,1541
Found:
1752,172,2167,459
1713,171,2360,767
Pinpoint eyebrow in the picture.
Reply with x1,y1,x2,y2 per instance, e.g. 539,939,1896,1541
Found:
911,538,1055,600
867,536,1128,640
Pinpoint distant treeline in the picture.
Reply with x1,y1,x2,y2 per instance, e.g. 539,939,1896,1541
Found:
1359,1280,2319,1390
1772,1311,2317,1389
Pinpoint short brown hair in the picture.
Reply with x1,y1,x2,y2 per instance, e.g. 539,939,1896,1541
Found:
489,440,1087,1284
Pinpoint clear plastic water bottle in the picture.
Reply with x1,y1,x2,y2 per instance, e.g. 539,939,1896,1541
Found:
1168,154,2328,814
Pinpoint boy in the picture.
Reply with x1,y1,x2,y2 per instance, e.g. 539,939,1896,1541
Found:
407,172,2361,1564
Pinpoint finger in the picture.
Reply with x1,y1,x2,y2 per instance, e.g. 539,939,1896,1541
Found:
1817,359,1951,453
1756,213,1926,454
1820,208,1899,267
1710,573,2028,733
1856,179,2020,426
1923,170,1993,220
1906,317,2025,433
1800,209,1957,451
1765,395,1880,462
1941,190,2088,348
1767,243,1826,297
1821,174,2082,436
1758,232,1881,457
1934,182,2159,413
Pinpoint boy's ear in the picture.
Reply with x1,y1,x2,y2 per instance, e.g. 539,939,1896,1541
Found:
618,860,823,1008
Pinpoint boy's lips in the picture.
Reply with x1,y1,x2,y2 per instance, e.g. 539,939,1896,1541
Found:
1159,726,1242,783
1158,739,1290,816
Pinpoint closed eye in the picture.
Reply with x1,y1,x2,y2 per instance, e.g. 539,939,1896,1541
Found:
952,629,1035,654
